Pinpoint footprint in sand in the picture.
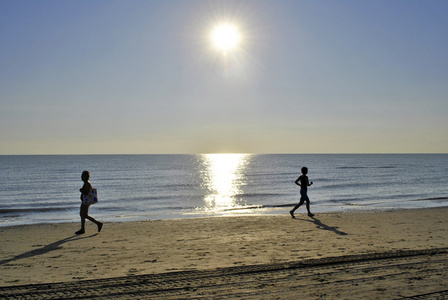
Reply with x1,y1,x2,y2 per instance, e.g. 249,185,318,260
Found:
127,268,139,275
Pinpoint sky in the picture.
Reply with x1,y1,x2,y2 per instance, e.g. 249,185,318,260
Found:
1,0,447,154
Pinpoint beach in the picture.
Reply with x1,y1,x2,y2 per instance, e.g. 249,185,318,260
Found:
1,207,448,299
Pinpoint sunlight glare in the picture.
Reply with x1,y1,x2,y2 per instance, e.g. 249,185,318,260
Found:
201,154,249,210
211,23,241,53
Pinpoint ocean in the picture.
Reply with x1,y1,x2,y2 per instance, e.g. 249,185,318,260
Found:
0,154,447,227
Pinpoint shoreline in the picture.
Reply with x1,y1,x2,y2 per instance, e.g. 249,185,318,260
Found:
3,204,448,229
1,207,447,297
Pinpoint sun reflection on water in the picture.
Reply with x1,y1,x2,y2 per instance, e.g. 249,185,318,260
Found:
200,153,250,211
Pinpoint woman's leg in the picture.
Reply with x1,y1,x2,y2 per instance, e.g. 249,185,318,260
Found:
305,201,312,215
291,198,304,212
76,204,103,233
84,205,103,232
76,204,88,234
303,195,314,217
290,190,306,217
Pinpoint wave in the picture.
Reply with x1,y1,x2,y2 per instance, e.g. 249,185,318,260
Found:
246,172,298,177
411,197,448,202
222,203,299,211
235,192,286,198
336,166,396,169
0,207,68,214
221,195,448,212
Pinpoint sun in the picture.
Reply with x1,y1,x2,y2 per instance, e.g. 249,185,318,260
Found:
211,23,241,53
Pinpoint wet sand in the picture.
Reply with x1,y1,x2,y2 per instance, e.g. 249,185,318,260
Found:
1,207,447,298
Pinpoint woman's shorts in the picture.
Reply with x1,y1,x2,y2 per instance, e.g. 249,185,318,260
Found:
299,189,310,205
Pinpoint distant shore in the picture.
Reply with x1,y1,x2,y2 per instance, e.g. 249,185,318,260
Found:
1,207,447,298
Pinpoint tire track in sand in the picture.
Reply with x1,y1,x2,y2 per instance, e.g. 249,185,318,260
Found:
1,247,447,299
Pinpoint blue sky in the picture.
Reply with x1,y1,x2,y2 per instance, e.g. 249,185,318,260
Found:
1,0,447,154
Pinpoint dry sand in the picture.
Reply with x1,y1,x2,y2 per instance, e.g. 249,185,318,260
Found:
1,207,447,298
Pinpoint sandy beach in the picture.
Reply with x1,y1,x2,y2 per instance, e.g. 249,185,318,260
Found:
1,207,448,299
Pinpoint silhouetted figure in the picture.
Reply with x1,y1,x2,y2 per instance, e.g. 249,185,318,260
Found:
290,167,314,218
76,170,102,234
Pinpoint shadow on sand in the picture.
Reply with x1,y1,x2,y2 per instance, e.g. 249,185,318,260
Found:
0,233,98,266
295,216,348,236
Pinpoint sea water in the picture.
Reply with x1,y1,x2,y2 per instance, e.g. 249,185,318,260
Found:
0,154,447,226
